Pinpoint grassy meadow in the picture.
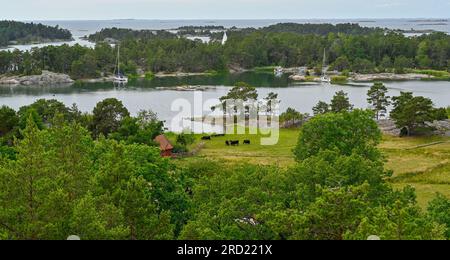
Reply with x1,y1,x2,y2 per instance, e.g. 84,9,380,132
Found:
173,128,450,209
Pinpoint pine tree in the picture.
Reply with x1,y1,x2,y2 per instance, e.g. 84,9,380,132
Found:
367,82,390,120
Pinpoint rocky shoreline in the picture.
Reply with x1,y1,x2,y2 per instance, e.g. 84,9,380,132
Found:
0,70,446,86
289,72,436,82
156,85,215,91
0,71,74,86
349,73,434,82
378,119,450,137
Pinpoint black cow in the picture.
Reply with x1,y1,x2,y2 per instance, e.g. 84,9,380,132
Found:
226,141,230,146
243,140,251,145
201,136,212,140
230,140,239,146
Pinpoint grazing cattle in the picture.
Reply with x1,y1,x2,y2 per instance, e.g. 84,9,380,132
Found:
213,134,226,137
226,141,230,146
243,140,251,145
201,136,212,140
230,140,239,146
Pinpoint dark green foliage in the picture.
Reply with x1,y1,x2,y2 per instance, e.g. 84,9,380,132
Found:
0,100,447,240
176,132,196,147
330,91,353,113
91,98,130,138
109,115,164,146
0,118,180,240
180,160,443,240
433,107,449,121
352,58,376,73
280,108,303,126
2,24,450,77
0,106,19,143
294,110,382,162
18,99,70,124
87,28,176,42
18,108,44,131
260,23,383,35
0,20,72,47
428,194,450,239
0,145,16,160
312,101,330,116
332,56,351,71
367,82,390,120
70,53,100,79
293,150,391,200
391,92,436,135
220,82,259,102
394,56,414,74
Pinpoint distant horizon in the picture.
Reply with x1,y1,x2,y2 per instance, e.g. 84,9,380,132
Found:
2,0,449,21
14,17,450,22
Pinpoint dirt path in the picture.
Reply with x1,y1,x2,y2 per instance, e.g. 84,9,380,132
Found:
406,141,450,150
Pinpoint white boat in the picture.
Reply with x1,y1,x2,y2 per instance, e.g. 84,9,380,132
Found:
274,66,283,77
320,76,331,83
221,32,228,45
114,44,128,84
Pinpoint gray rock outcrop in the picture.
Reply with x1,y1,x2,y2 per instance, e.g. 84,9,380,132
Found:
0,70,74,86
378,119,402,136
379,119,450,137
427,120,450,137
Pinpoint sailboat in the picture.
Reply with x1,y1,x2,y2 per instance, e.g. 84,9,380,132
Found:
274,66,283,77
114,44,128,84
320,48,331,84
221,32,228,45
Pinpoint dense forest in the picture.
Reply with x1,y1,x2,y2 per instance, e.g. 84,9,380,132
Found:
0,86,449,239
0,20,72,47
1,23,450,79
88,26,228,42
87,28,176,42
89,23,384,42
211,22,385,40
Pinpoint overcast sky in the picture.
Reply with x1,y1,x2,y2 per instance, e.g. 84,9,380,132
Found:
1,0,449,20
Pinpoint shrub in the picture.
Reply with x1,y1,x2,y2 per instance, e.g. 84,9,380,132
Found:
331,76,348,84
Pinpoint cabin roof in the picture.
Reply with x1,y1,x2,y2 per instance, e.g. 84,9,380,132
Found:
154,135,174,151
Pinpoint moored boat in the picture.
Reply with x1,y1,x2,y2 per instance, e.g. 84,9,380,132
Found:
114,44,128,84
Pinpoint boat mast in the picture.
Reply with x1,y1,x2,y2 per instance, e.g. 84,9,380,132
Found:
117,44,120,76
322,48,326,76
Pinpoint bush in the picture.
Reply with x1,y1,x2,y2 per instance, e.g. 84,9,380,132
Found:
433,108,449,121
331,76,348,84
0,145,16,160
176,132,195,147
294,110,382,162
352,58,375,73
414,69,450,80
144,72,155,80
394,56,414,74
341,70,351,77
172,144,188,154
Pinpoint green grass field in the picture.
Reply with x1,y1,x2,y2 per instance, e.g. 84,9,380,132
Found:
175,129,450,209
381,135,450,208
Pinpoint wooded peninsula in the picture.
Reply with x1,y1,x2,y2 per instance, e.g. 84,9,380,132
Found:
0,20,72,47
0,23,449,80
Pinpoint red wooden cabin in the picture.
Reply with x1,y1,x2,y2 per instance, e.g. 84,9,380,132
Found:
154,135,174,157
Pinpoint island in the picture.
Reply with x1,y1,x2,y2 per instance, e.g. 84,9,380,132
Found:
0,20,72,47
1,22,450,84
